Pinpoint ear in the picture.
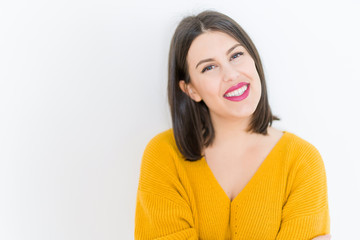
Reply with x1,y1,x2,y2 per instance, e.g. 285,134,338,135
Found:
179,80,202,102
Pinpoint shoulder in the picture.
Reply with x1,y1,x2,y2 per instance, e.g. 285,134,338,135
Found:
281,132,328,207
283,131,321,156
282,131,325,170
143,128,178,155
138,129,189,196
141,128,183,169
268,127,321,159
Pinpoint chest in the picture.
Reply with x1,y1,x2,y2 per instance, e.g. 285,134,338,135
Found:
181,134,287,239
205,150,267,202
203,131,284,202
186,151,284,240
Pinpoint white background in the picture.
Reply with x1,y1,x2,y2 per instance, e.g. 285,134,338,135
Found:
0,0,359,239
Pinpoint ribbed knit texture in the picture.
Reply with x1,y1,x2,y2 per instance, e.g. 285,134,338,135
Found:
135,129,330,239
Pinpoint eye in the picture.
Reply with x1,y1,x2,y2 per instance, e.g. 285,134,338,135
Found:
201,65,215,73
230,52,244,60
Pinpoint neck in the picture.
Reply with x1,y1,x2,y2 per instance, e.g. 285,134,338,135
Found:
208,113,260,150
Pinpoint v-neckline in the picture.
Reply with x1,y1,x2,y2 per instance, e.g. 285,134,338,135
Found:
201,131,287,204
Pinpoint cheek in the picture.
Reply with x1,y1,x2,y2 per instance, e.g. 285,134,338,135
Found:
197,81,220,101
247,65,261,89
252,76,262,98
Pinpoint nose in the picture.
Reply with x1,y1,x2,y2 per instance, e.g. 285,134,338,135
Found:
222,63,240,82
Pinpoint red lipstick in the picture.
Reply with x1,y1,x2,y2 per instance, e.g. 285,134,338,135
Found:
223,82,250,102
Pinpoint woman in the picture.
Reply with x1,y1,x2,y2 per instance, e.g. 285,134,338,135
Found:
135,10,331,239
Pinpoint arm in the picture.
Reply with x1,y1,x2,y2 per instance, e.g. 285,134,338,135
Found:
135,134,198,239
276,145,330,239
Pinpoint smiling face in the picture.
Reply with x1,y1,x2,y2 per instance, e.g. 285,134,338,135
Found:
179,31,262,123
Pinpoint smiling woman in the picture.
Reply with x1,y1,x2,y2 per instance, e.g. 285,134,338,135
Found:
179,31,264,145
135,10,330,239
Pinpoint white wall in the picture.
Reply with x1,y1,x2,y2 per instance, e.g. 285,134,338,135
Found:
0,0,359,239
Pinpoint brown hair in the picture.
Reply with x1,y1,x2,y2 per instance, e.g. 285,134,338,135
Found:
168,10,279,161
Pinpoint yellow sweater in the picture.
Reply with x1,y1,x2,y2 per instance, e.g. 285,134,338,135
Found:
135,129,330,239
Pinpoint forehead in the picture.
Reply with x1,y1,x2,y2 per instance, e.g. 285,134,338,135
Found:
187,31,241,62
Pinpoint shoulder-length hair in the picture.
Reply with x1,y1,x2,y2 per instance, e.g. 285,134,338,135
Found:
168,10,279,161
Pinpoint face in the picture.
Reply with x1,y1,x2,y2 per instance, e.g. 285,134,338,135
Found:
180,31,262,122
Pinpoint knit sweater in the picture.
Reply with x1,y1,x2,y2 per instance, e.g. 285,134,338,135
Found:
135,129,330,239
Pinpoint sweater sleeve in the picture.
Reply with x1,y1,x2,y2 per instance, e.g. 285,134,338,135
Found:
276,144,330,239
135,132,198,240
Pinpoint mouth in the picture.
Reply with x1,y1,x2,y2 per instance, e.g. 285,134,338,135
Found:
223,82,250,102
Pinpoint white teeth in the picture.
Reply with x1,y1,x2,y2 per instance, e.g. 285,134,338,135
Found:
225,85,248,97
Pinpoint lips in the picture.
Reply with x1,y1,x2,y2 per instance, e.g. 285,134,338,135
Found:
223,82,250,102
223,82,249,96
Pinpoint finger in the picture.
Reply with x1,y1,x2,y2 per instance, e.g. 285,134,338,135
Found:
311,234,331,240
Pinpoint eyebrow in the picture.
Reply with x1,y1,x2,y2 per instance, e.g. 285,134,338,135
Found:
195,43,243,69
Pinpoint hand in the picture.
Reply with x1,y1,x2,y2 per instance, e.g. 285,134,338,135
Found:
311,234,331,240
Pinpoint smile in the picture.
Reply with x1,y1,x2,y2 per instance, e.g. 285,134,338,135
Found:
223,82,250,102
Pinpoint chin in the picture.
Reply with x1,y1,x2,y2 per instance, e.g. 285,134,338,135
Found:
233,105,258,117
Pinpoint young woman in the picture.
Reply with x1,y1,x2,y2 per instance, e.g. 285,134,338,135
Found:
135,10,331,239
